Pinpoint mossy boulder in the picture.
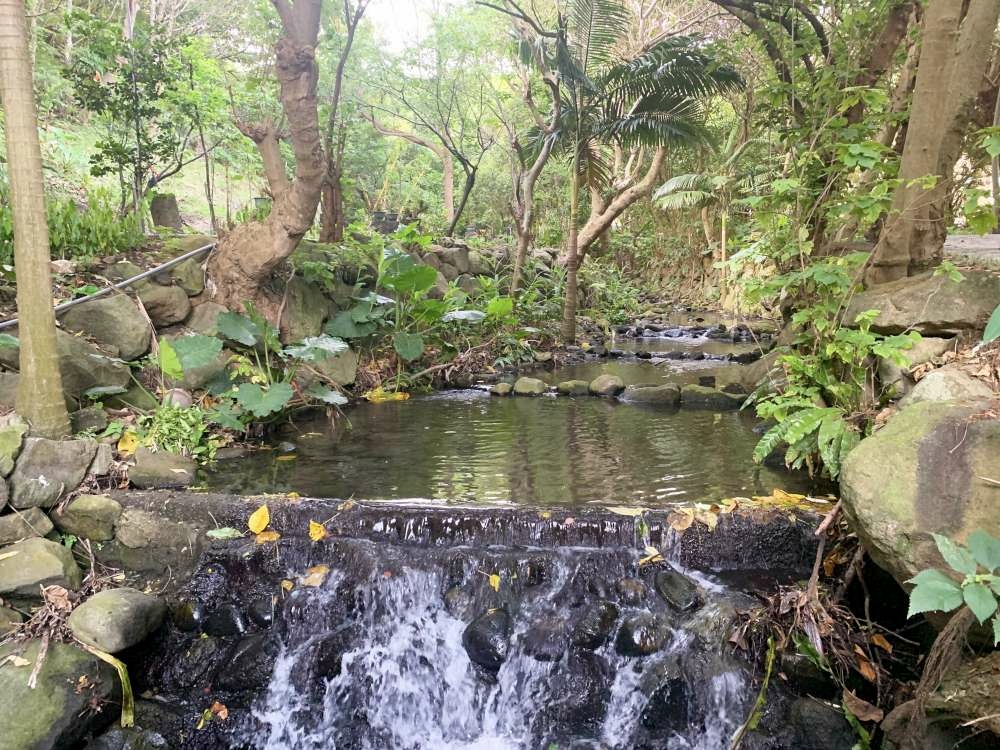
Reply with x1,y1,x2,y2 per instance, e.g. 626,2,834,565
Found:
841,399,1000,585
897,367,994,409
0,538,82,598
128,447,196,489
0,507,53,545
0,639,118,749
68,587,166,653
513,377,548,396
50,494,122,541
60,294,152,361
10,437,98,509
186,301,229,336
589,374,625,397
680,384,744,410
620,384,681,405
490,382,513,396
0,417,27,477
280,277,329,344
557,380,590,396
138,283,191,327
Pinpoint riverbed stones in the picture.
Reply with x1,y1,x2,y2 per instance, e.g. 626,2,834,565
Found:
490,382,513,396
52,329,131,399
0,417,26,477
654,566,702,612
557,379,590,396
60,294,152,361
620,383,681,405
523,615,568,662
186,301,229,336
10,437,98,508
68,587,167,653
571,600,619,650
616,577,648,605
0,639,118,750
878,336,956,396
71,405,109,433
138,283,191,327
846,269,1000,335
128,446,197,489
0,538,82,597
513,376,548,396
680,384,744,409
841,399,1000,585
589,374,625,397
462,608,512,672
897,366,994,408
115,508,200,553
0,507,53,545
615,612,672,656
50,494,122,541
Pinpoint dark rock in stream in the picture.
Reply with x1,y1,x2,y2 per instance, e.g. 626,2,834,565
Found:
203,604,249,637
462,608,512,672
790,697,857,749
522,614,568,661
653,565,703,612
216,633,280,692
570,599,619,649
615,612,673,656
616,577,649,605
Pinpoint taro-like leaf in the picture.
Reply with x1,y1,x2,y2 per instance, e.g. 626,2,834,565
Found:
284,335,348,362
172,334,223,371
392,331,424,362
217,311,261,346
326,311,376,338
207,403,244,431
236,381,294,418
306,383,348,405
442,309,486,323
157,337,183,381
385,264,437,295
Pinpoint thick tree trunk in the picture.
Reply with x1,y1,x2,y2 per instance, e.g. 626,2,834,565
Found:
511,226,530,295
207,0,324,322
561,166,581,342
869,0,1000,283
0,0,70,438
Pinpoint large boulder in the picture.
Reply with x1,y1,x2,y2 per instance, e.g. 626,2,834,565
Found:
280,277,328,344
0,639,118,749
68,587,166,653
0,538,82,598
846,270,1000,335
0,417,27,477
897,367,994,409
138,283,191,327
128,447,196,489
513,377,548,396
589,374,625,397
841,399,1000,584
50,494,122,541
149,193,184,230
10,437,98,509
158,257,205,296
0,507,53,545
878,336,956,396
60,294,152,361
620,384,681,405
186,301,229,336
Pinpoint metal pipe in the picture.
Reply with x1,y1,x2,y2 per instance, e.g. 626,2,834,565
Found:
0,241,217,331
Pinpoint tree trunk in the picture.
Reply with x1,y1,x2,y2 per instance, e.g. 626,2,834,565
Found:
869,0,1000,283
442,152,455,226
993,89,1000,232
561,164,581,342
511,226,530,295
207,0,324,327
446,164,475,237
0,0,70,438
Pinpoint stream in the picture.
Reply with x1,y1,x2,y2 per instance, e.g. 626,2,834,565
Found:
134,328,837,750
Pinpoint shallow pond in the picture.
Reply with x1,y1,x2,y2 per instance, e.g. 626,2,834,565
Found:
200,388,819,506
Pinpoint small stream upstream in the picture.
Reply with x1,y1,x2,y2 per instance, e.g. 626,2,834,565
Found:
130,323,836,750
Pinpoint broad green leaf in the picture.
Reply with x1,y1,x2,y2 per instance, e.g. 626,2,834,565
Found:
326,311,376,338
157,337,183,381
385,264,437,295
306,383,348,405
486,297,513,318
993,614,1000,646
84,385,128,398
906,568,963,617
933,534,979,575
393,331,424,361
236,381,294,418
442,309,486,323
217,311,261,346
172,335,223,371
207,403,244,431
206,527,244,540
284,335,348,361
0,333,19,349
963,582,998,623
967,530,1000,572
984,304,1000,344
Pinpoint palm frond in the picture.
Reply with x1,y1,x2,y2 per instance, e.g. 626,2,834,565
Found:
598,110,710,149
654,172,716,209
567,0,629,77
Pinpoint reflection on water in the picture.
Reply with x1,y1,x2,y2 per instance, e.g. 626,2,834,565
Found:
200,390,819,506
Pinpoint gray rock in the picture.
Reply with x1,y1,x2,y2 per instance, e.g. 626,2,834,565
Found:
490,382,513,396
846,269,1000,335
157,257,205,296
456,274,481,297
186,302,229,336
513,376,548,396
10,437,98,508
150,194,184,230
104,260,145,284
280,277,328,344
439,246,470,274
533,351,553,363
310,348,359,387
71,405,109,433
50,494,122,541
680,384,744,409
878,336,956,396
557,380,590,396
138,283,191,327
59,294,152,361
589,374,625,397
68,587,166,652
0,538,82,597
616,577,648,605
570,600,619,650
0,507,53,545
654,565,702,612
115,508,199,551
897,366,994,408
0,418,27,477
128,447,196,489
161,388,193,408
615,612,672,657
439,261,460,281
89,443,114,476
790,698,856,750
522,615,568,662
841,399,1000,585
620,383,681,405
0,605,22,633
467,250,491,276
427,270,450,300
740,349,784,392
0,640,118,749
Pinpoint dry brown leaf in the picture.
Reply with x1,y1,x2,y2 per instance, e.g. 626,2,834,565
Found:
842,689,883,722
299,564,329,587
667,509,695,532
855,655,877,683
210,701,229,721
871,633,893,654
695,510,718,531
254,530,280,544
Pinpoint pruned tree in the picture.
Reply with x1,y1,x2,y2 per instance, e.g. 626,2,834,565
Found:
206,0,325,331
869,0,1000,283
0,0,70,438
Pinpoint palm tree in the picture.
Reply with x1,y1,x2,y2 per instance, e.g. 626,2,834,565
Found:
527,0,743,340
0,0,71,438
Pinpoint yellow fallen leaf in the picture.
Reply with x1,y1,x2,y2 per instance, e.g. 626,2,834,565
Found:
300,564,329,587
667,509,695,532
337,499,355,512
363,387,410,402
248,504,270,534
117,431,140,456
308,520,328,542
255,530,280,544
287,491,301,499
695,510,719,531
276,455,297,462
605,506,649,517
488,573,501,592
280,579,294,592
538,511,551,520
